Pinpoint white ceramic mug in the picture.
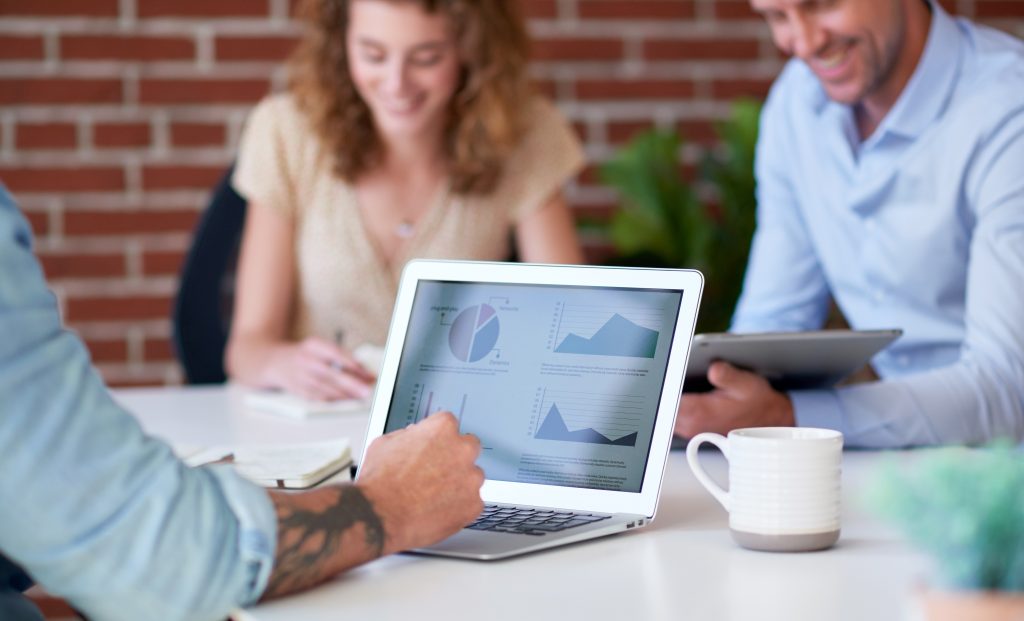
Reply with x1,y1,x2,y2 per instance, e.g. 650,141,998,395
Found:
686,427,843,552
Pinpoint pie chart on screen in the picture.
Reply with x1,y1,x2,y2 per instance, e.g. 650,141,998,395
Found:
448,304,499,363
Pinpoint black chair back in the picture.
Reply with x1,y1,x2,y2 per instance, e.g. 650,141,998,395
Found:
172,166,247,384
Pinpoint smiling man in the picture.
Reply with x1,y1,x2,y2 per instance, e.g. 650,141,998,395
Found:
675,0,1024,448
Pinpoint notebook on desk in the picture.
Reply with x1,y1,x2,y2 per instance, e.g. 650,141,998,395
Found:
175,439,352,489
360,260,703,560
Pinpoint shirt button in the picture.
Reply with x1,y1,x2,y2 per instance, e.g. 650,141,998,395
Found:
874,290,885,302
898,355,911,366
865,218,876,231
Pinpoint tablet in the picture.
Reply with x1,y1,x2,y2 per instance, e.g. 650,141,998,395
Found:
684,329,902,391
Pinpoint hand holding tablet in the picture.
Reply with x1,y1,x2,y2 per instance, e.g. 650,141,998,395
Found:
684,329,902,392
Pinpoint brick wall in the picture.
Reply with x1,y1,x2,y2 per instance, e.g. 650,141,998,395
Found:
2,0,1022,386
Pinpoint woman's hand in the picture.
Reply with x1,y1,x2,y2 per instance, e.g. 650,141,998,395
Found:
266,337,376,401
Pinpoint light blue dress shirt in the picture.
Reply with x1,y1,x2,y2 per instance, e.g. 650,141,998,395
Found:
0,185,277,619
732,3,1024,448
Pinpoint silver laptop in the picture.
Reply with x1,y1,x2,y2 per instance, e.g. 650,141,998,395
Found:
359,260,703,560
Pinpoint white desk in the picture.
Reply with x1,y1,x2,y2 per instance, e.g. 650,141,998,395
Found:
114,385,930,621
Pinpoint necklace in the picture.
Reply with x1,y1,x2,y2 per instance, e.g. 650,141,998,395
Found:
391,181,450,240
395,220,415,239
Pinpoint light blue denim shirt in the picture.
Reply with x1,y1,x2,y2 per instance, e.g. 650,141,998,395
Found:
732,3,1024,448
0,185,277,619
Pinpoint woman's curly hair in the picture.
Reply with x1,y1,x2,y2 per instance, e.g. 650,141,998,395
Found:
289,0,532,195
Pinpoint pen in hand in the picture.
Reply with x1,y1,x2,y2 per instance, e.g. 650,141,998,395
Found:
329,330,346,373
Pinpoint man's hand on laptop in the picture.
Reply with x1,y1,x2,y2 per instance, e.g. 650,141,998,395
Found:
359,412,485,555
260,412,483,599
675,361,795,438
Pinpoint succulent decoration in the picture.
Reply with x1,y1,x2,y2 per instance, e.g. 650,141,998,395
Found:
866,441,1024,592
591,99,761,333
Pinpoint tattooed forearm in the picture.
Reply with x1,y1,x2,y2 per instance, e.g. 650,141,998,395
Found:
263,485,386,598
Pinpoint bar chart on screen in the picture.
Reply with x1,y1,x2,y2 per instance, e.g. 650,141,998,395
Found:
404,383,493,449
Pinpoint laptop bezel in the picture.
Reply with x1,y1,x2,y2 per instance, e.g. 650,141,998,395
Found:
359,260,703,518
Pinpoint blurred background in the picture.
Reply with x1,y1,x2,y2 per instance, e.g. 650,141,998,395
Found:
1,0,1021,387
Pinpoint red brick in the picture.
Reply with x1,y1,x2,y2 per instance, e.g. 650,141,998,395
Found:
678,119,718,146
606,120,656,145
65,295,173,322
578,163,603,186
714,1,760,20
643,38,761,61
570,121,587,143
84,338,129,363
38,251,126,279
106,377,167,388
576,79,695,100
519,0,558,19
582,243,618,264
0,167,124,193
532,38,624,61
142,165,228,191
0,0,119,16
144,337,176,362
572,203,617,222
0,35,45,60
532,78,557,99
977,1,1024,17
711,78,773,99
94,122,151,149
0,78,122,105
139,78,270,104
23,211,49,237
169,122,226,147
142,249,185,276
61,35,196,62
137,0,270,17
214,35,299,62
16,123,78,150
64,210,199,236
578,1,694,20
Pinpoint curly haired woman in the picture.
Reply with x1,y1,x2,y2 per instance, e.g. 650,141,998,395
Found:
226,0,585,401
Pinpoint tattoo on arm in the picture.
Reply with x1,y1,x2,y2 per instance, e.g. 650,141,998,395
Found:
264,486,385,597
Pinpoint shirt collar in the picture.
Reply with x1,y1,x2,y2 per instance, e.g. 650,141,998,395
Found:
871,0,962,141
809,1,963,141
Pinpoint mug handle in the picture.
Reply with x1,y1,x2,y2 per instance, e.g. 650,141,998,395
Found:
686,432,731,511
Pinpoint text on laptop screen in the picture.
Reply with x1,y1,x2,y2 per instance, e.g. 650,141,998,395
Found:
384,281,683,493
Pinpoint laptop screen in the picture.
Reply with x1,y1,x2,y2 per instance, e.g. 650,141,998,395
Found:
383,280,683,493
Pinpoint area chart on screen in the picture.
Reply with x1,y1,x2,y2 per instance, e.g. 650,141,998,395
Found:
554,308,660,358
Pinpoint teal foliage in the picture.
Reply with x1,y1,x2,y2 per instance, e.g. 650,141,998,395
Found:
592,99,761,333
866,441,1024,592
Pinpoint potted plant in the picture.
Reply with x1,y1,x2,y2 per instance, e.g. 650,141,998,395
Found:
588,99,761,332
866,441,1024,621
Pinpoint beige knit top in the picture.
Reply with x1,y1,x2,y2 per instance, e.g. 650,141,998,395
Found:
233,93,584,349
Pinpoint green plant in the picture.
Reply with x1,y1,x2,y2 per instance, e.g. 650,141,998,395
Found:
592,99,761,332
865,441,1024,592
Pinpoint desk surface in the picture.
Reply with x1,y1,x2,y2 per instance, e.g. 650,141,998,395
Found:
114,385,930,621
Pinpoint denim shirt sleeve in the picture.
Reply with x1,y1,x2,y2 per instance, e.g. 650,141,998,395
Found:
0,186,277,620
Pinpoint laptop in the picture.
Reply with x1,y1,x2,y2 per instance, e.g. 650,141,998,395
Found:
359,260,703,560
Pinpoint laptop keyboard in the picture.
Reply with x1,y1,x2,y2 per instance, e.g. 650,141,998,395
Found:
466,504,612,536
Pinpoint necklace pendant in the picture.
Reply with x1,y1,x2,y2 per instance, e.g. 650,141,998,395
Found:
395,220,415,239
